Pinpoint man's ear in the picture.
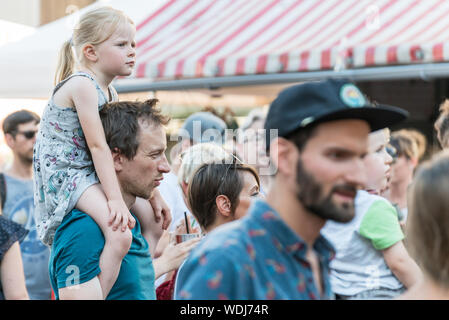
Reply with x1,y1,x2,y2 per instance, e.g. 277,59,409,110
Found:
82,44,98,62
112,148,124,171
269,137,297,177
4,133,16,149
215,195,231,217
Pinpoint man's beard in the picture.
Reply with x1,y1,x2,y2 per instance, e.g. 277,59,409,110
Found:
295,158,357,223
20,152,33,166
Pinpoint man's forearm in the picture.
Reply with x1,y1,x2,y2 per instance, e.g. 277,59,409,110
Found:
58,276,103,300
153,256,174,280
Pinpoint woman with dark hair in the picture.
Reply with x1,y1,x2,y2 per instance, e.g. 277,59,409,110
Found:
187,161,261,233
170,161,260,299
0,192,29,300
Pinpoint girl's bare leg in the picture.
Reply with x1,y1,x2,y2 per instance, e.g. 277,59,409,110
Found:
76,184,132,299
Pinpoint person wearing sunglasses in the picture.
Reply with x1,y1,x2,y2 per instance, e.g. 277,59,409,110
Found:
383,130,421,226
1,109,52,300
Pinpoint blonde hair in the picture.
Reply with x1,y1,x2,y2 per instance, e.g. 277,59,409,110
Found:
407,150,449,287
390,129,419,161
55,6,134,84
434,99,449,149
178,143,235,186
403,129,427,161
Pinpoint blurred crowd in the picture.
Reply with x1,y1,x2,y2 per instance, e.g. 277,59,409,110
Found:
4,5,449,302
3,83,449,300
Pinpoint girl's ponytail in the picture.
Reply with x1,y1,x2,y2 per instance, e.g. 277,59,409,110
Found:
54,39,75,85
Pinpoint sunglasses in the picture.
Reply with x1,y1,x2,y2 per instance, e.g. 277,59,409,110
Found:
213,154,244,194
13,130,38,139
386,145,398,164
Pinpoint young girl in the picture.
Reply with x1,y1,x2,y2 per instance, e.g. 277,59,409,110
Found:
322,128,422,299
33,7,167,299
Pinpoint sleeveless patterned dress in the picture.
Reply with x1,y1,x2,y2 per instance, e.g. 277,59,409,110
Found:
33,72,118,246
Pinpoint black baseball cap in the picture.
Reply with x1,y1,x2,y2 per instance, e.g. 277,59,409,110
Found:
264,79,408,148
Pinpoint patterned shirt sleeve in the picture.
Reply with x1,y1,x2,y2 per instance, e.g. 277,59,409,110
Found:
0,216,28,261
175,248,247,300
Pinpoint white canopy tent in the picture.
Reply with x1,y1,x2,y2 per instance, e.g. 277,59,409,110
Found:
0,19,35,46
0,0,163,99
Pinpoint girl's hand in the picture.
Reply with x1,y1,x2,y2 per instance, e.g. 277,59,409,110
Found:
107,199,136,231
149,189,172,230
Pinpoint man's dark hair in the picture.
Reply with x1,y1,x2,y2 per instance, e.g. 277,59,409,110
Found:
188,161,259,230
2,109,40,136
285,123,319,153
100,99,170,160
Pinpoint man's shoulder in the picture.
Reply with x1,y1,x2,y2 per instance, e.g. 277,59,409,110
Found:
188,216,257,265
51,209,104,271
2,173,33,194
176,209,270,299
53,209,103,249
185,199,273,268
50,209,104,294
61,208,99,227
2,173,33,199
3,173,33,184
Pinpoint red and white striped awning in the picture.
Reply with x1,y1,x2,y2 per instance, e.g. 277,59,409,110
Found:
133,0,449,80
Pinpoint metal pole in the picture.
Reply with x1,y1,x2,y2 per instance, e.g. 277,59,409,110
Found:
114,62,449,93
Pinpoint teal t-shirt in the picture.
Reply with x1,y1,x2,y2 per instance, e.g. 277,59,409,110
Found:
49,209,155,300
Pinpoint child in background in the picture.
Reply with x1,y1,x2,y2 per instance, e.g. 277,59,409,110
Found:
33,6,169,299
322,128,422,299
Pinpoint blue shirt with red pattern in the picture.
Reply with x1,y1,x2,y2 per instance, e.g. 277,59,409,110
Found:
174,199,335,300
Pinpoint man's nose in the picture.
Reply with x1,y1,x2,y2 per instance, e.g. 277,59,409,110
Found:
158,153,171,173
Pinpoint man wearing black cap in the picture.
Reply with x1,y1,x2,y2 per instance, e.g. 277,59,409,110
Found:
175,79,408,300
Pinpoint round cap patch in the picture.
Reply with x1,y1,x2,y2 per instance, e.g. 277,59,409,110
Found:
340,84,366,108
